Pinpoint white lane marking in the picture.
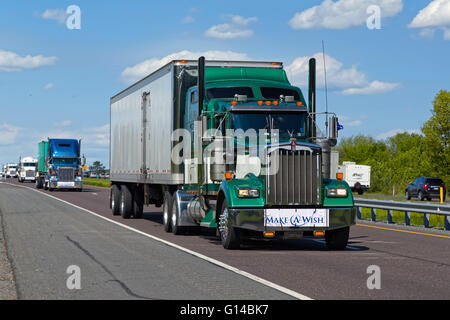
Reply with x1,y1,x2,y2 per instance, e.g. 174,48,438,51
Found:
2,182,312,300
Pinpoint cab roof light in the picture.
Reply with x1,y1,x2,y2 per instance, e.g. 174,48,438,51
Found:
265,101,272,106
337,172,344,181
225,172,233,181
273,101,279,106
297,102,303,106
257,101,264,106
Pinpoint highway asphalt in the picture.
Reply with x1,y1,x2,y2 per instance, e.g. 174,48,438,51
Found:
1,178,449,300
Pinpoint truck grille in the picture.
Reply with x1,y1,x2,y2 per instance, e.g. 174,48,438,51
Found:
58,168,75,182
266,147,321,206
26,170,34,177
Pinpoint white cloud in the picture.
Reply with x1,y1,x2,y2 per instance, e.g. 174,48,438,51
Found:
182,16,195,24
409,0,450,40
289,0,403,30
41,8,68,25
205,15,258,39
44,82,55,90
285,52,400,95
339,116,363,127
121,50,250,84
377,128,421,140
55,120,71,127
0,123,20,145
0,50,57,72
341,80,401,95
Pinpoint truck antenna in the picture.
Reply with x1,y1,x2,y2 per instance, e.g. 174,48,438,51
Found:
322,40,329,137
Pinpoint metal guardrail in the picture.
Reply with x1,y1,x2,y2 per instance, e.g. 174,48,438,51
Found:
354,198,450,231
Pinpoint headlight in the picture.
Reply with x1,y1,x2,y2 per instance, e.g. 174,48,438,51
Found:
237,188,260,198
327,188,348,198
50,176,58,181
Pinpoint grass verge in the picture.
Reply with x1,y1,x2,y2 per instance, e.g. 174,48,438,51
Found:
83,178,110,188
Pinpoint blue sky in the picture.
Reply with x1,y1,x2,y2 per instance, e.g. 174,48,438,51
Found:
0,0,449,167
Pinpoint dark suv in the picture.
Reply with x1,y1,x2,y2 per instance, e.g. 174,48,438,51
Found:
406,177,446,201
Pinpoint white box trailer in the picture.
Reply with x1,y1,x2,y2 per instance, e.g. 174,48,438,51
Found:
338,162,371,195
110,60,284,200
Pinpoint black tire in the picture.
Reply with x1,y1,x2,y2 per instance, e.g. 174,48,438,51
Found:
111,185,121,216
163,191,173,232
418,191,424,201
325,227,350,250
218,199,241,250
405,191,411,200
357,189,364,195
171,196,184,235
120,185,132,219
133,187,144,219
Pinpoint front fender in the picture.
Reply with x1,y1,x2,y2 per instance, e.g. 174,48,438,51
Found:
218,173,265,209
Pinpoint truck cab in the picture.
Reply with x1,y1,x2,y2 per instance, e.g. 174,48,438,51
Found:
18,157,38,183
36,139,85,191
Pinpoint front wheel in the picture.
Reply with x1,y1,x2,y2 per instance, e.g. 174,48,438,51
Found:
405,191,411,200
218,200,241,250
325,227,349,250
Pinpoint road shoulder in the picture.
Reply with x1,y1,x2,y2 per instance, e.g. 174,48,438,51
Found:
0,207,17,300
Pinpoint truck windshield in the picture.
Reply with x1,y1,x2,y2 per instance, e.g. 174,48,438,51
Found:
260,87,301,100
52,158,78,165
23,163,36,167
231,112,306,138
207,87,254,99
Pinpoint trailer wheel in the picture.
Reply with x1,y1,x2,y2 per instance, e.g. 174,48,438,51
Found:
111,185,121,216
171,196,184,235
44,181,49,190
163,192,173,232
325,227,349,250
133,187,144,219
218,200,241,250
120,185,132,219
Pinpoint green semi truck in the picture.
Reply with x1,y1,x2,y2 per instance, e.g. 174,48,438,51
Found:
109,57,356,250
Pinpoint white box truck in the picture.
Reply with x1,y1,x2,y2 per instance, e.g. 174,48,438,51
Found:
338,162,371,195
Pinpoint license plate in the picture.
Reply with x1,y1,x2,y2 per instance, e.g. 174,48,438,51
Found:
264,209,329,227
58,182,75,188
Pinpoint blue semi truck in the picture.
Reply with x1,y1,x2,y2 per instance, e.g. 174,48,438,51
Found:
36,138,86,191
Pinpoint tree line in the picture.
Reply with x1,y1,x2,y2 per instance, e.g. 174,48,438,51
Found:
335,90,449,195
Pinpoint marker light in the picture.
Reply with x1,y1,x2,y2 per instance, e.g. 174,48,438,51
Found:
225,172,233,181
273,101,279,106
265,101,271,106
336,172,344,181
231,101,237,106
297,102,303,106
257,101,263,106
264,232,275,238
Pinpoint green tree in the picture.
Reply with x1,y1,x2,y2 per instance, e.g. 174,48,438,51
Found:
89,161,106,174
421,90,450,187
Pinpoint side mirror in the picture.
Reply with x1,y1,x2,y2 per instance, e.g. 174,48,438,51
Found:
82,156,86,166
329,116,338,140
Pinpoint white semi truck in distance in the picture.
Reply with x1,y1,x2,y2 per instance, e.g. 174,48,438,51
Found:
338,162,371,195
18,157,38,183
6,163,18,178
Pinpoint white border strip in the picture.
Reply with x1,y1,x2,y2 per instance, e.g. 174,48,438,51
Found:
0,182,313,300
